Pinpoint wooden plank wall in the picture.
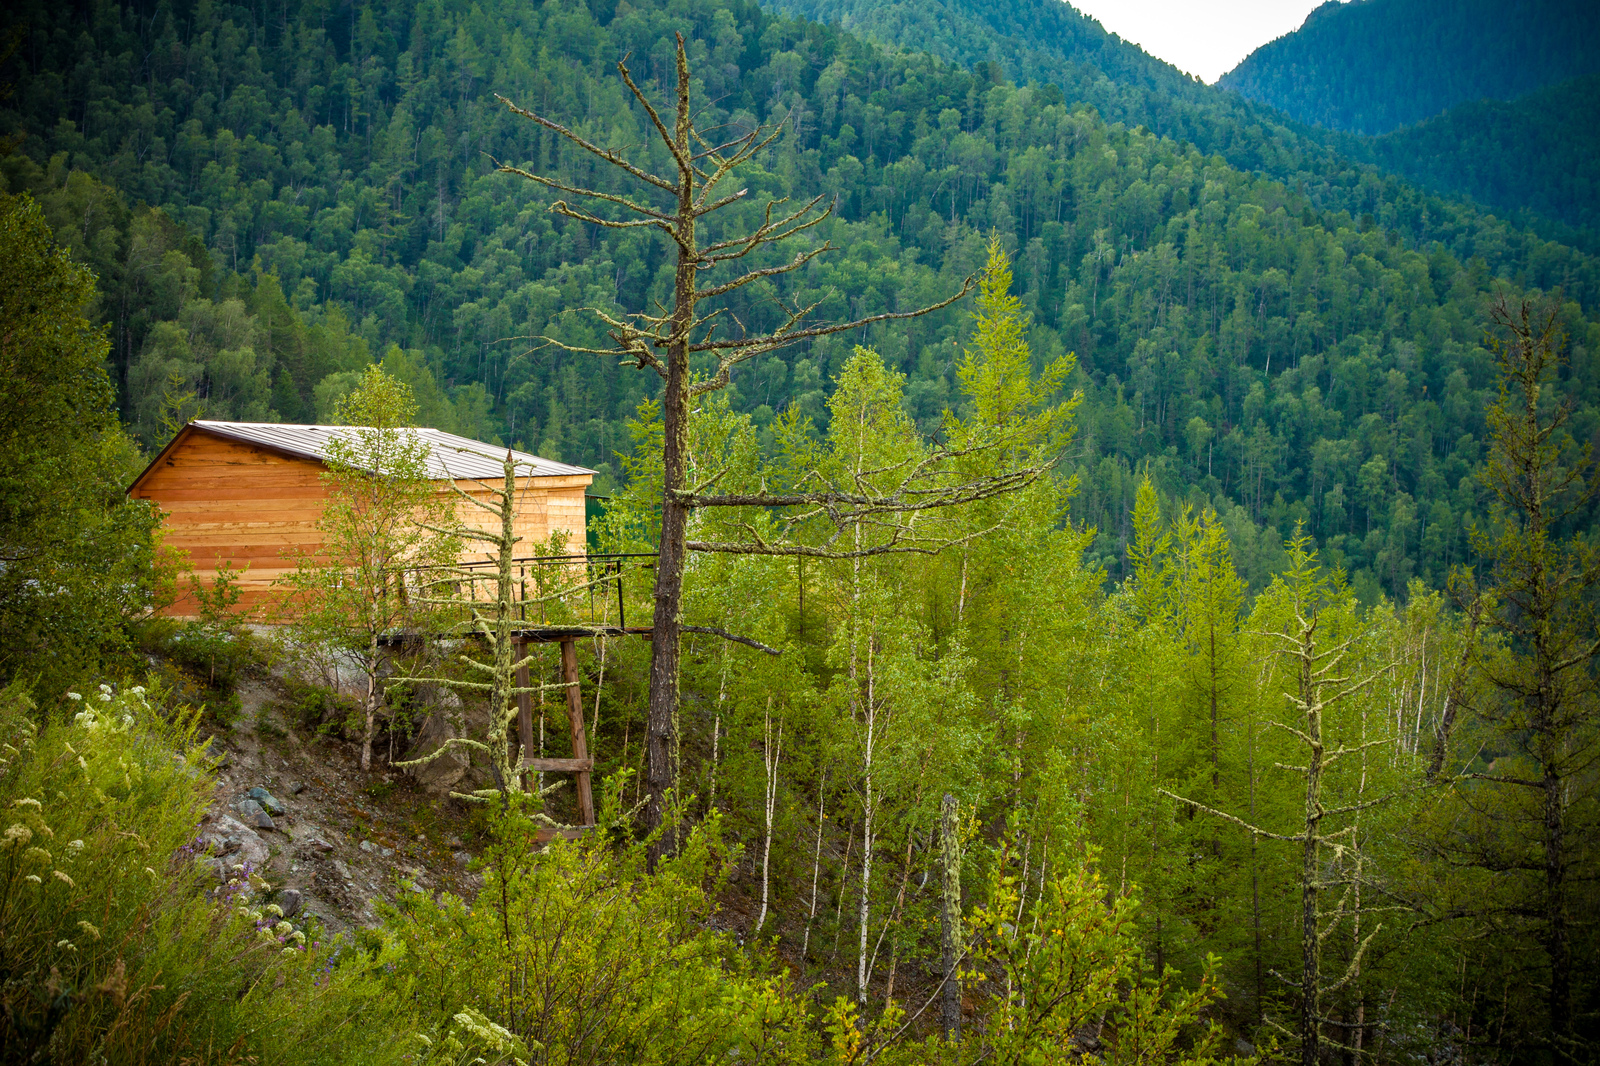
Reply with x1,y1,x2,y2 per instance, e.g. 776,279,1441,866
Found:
449,475,590,563
132,430,330,618
135,429,592,619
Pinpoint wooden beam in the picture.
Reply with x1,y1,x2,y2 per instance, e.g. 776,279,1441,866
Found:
561,638,596,826
521,756,594,772
533,826,591,843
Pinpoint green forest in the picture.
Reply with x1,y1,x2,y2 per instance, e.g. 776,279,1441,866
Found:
0,0,1597,1061
1216,0,1600,136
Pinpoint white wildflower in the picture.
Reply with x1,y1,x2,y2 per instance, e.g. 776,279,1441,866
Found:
77,920,101,940
66,692,82,701
4,824,31,846
57,939,77,951
11,797,41,809
24,874,41,884
53,870,75,888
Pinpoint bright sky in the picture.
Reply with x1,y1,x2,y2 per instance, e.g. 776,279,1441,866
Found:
1067,0,1334,84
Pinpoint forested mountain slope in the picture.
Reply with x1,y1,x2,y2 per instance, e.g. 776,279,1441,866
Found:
1217,0,1600,135
1355,73,1600,243
1,0,1598,605
776,0,1600,252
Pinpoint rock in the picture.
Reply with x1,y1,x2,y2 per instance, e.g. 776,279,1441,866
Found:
453,850,472,868
237,799,276,831
198,814,270,873
402,692,473,794
247,786,286,816
278,888,304,917
359,840,377,854
380,846,394,858
332,859,353,883
310,838,335,852
288,781,306,795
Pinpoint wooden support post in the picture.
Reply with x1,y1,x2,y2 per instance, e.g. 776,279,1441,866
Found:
561,638,596,826
515,638,534,792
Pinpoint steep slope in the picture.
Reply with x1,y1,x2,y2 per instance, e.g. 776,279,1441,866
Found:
1218,0,1600,135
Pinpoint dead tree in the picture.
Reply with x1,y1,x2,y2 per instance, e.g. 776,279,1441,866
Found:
401,449,594,815
495,37,1060,857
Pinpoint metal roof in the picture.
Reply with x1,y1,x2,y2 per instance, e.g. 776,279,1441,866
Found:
189,420,595,480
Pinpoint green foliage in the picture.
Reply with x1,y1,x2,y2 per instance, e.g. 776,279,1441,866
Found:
3,0,1599,602
1218,0,1600,135
0,680,322,1059
963,828,1260,1066
387,803,817,1064
1359,72,1600,246
0,192,163,694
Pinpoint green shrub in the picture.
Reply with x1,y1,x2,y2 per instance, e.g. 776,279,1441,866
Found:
278,675,362,738
0,680,267,1059
0,679,422,1065
385,794,817,1065
133,616,258,728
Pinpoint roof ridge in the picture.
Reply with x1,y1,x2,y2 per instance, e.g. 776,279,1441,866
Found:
157,420,595,481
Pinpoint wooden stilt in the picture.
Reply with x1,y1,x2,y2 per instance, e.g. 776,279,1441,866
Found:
561,638,596,826
515,638,534,792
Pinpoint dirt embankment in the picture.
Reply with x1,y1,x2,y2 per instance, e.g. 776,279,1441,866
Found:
196,674,486,935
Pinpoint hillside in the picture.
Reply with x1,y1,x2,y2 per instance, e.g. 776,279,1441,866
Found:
2,1,1598,1059
1,0,1598,607
1357,72,1600,242
1217,0,1600,135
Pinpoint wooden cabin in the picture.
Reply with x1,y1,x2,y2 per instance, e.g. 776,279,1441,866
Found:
128,420,594,618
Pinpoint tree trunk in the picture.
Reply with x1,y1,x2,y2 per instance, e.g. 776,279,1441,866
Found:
1300,624,1324,1066
644,166,695,863
940,792,963,1042
361,637,382,772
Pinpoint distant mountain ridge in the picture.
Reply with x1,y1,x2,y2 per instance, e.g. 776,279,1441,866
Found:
771,0,1600,248
1218,0,1600,135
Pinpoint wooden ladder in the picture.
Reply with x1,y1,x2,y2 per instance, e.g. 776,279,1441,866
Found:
516,637,595,838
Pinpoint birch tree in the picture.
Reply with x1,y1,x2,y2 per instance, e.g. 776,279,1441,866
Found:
279,365,456,772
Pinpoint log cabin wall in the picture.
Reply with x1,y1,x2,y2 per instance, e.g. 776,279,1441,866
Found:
132,425,591,619
132,428,330,617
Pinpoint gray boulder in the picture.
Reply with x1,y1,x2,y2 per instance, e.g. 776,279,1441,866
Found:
402,693,473,794
198,813,271,873
247,787,286,816
237,798,276,831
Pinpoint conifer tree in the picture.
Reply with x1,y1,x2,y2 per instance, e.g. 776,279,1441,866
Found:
1433,296,1600,1059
